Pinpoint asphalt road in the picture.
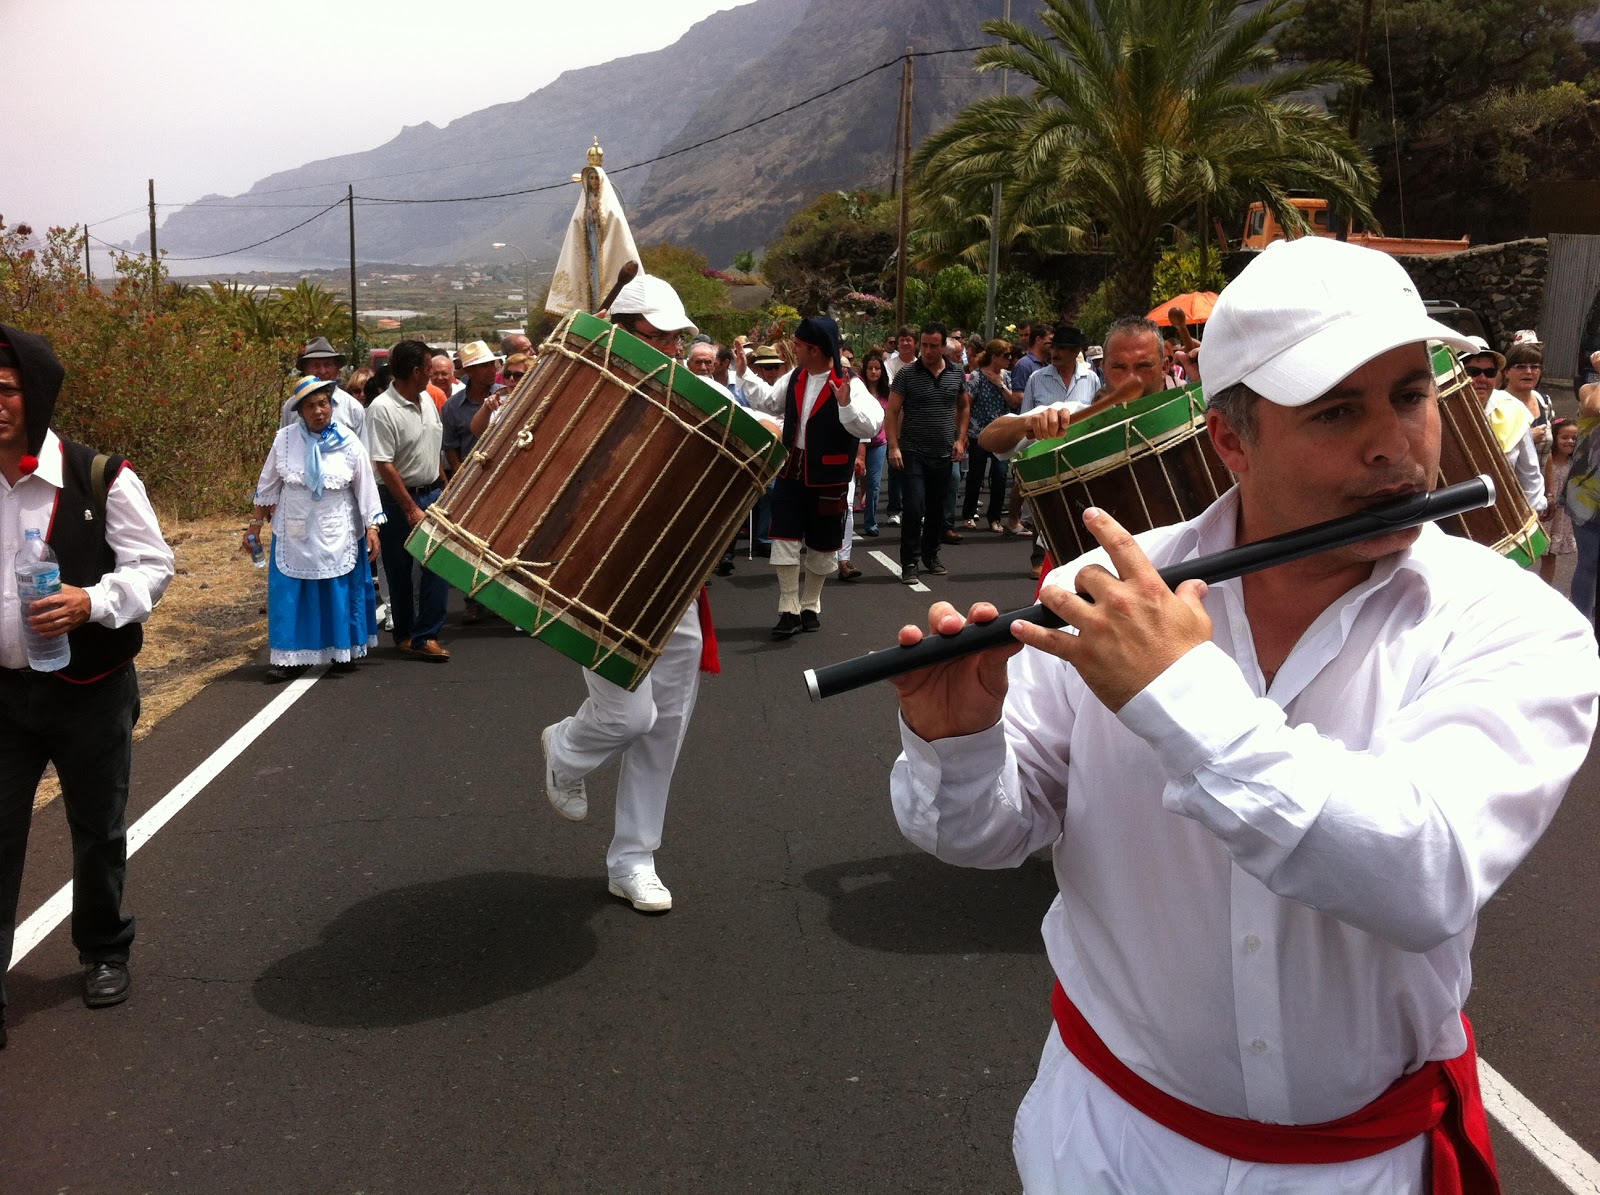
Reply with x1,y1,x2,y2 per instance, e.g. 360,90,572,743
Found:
1,525,1595,1194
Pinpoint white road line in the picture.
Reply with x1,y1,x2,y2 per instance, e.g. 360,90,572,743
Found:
868,549,929,592
1480,1059,1600,1193
7,666,325,971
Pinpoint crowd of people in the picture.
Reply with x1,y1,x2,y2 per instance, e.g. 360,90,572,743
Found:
248,291,1600,685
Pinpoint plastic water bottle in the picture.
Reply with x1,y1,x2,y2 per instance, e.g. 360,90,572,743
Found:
15,529,70,672
246,530,266,567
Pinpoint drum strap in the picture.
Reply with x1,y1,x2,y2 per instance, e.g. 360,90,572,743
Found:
1049,981,1499,1192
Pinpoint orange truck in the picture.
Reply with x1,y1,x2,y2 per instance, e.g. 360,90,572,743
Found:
1241,198,1469,256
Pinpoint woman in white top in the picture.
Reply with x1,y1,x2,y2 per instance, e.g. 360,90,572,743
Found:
246,375,384,681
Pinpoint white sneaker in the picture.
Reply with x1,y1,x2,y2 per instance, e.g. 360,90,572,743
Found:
887,513,902,525
540,723,587,821
375,602,393,631
608,867,672,913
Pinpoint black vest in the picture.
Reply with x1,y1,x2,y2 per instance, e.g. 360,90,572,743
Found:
782,369,860,488
45,441,143,683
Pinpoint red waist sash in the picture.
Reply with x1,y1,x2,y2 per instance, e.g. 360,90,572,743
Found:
1051,981,1499,1193
695,586,719,675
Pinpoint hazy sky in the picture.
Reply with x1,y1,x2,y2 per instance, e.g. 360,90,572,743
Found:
1,0,758,243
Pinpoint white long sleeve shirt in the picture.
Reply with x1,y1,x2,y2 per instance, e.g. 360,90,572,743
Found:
891,488,1597,1126
742,369,882,448
0,430,174,670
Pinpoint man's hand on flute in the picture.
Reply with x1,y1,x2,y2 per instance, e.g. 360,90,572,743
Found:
1020,507,1212,712
892,602,1021,741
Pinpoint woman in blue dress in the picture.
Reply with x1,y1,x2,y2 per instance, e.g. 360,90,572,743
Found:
246,375,383,682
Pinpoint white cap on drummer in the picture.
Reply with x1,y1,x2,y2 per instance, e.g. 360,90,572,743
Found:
1200,237,1476,408
610,274,698,337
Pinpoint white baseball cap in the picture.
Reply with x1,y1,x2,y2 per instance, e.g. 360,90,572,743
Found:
1200,237,1476,408
609,274,697,336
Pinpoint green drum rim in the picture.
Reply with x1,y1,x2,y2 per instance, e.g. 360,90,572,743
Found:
406,524,648,690
1504,523,1549,569
1014,383,1207,485
563,310,784,472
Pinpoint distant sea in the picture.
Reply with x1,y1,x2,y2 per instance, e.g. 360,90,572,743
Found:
87,246,361,282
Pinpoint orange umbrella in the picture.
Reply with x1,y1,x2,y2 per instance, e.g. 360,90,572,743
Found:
1148,291,1219,326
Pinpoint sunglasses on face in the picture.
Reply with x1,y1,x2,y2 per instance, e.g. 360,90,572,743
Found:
1463,366,1500,378
504,371,525,381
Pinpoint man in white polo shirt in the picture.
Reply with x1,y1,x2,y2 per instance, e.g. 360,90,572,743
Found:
368,338,450,661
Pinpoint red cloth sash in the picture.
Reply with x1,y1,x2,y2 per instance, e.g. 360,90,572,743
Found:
1051,982,1499,1193
1034,551,1055,598
695,586,719,675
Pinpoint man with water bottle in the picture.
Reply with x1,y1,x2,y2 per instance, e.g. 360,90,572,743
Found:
0,324,174,1049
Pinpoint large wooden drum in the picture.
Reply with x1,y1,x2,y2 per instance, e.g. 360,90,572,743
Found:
1014,344,1546,567
407,311,786,689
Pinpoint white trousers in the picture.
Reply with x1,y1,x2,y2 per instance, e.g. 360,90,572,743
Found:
546,602,702,878
839,475,855,564
1013,1030,1428,1194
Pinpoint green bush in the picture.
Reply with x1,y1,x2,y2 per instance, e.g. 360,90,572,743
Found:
0,220,286,519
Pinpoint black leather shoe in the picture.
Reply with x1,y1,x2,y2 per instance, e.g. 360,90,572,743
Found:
84,961,130,1008
771,612,803,638
714,558,735,576
800,610,821,632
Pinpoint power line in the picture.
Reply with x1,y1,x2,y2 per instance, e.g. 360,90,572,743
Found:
88,44,990,261
355,44,986,206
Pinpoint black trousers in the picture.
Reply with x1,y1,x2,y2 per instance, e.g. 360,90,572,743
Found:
0,664,140,1010
900,450,953,568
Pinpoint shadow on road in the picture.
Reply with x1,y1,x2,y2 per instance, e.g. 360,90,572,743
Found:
253,871,607,1028
803,852,1057,955
4,969,85,1028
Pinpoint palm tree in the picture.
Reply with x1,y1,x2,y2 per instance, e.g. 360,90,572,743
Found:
914,0,1380,316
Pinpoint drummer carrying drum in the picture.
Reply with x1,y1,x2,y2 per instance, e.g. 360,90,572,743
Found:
539,274,719,915
885,236,1598,1193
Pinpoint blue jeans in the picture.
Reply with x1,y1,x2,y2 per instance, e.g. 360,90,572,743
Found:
963,442,1009,522
944,459,965,525
862,442,886,532
1572,519,1600,622
378,487,449,646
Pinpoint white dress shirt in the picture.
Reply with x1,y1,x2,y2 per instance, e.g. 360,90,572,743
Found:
891,488,1598,1128
0,430,175,670
742,370,883,448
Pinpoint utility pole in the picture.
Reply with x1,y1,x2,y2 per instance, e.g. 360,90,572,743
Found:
347,185,359,361
893,48,915,328
983,0,1012,341
83,227,92,285
147,179,158,303
1337,0,1374,242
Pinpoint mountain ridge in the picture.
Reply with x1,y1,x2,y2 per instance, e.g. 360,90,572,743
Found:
150,0,1007,268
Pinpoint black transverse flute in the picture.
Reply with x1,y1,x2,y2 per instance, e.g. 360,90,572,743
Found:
804,475,1495,702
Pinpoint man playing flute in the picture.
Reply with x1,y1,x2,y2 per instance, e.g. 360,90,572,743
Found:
886,237,1599,1193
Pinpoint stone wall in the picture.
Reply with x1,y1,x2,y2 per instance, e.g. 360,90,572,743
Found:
1393,238,1548,351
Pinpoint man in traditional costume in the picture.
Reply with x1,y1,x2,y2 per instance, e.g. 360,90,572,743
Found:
740,317,882,637
886,238,1599,1192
